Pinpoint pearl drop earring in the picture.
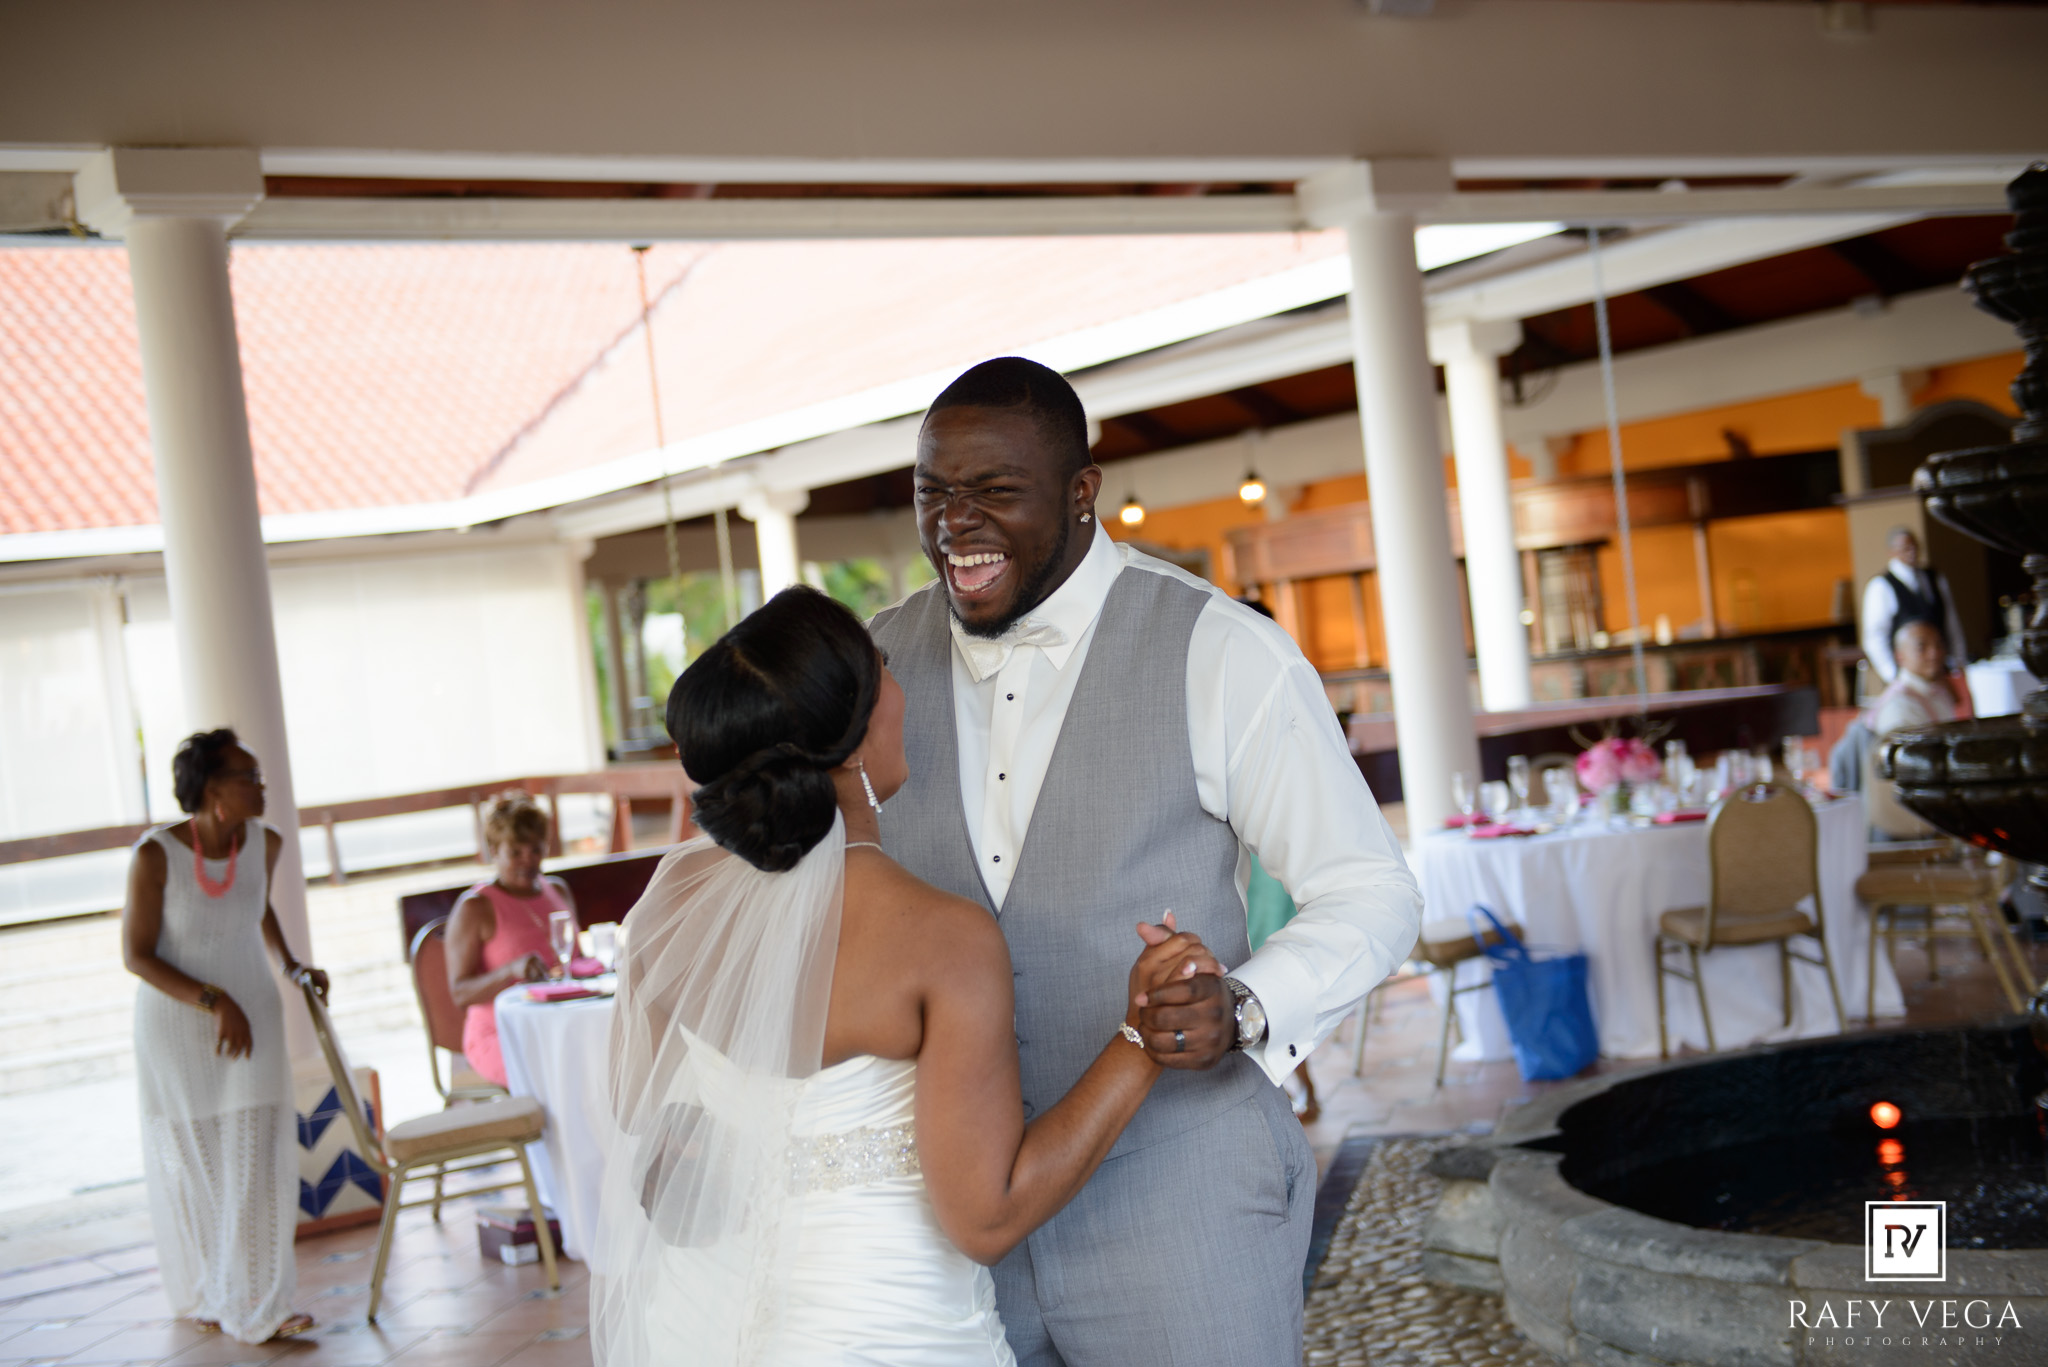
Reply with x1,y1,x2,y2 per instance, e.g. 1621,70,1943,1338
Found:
856,759,882,815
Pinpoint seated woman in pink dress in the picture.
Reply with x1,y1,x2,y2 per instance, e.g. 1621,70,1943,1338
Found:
447,792,578,1087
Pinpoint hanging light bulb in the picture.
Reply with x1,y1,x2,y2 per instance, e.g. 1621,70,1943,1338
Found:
1119,495,1147,528
1238,469,1267,505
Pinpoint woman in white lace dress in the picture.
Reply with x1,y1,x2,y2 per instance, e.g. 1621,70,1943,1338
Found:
121,729,327,1343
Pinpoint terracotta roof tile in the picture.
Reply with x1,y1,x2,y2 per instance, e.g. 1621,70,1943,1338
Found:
0,234,1341,537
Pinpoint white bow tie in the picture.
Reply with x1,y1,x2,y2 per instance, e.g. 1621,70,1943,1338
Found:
952,619,1068,683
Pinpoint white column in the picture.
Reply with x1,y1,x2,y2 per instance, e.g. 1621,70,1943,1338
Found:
739,488,810,600
1433,319,1533,712
1304,161,1481,830
74,150,317,1052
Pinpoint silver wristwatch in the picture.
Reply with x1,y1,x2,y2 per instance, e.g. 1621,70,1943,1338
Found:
1224,977,1267,1051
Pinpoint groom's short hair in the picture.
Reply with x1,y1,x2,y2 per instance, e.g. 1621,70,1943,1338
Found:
924,357,1094,477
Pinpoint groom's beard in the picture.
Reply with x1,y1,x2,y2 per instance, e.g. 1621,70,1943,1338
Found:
949,511,1073,640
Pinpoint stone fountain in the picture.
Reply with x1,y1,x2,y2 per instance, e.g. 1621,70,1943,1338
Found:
1881,165,2048,882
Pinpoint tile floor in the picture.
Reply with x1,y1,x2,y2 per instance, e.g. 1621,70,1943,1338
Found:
0,1183,586,1367
1,920,2035,1367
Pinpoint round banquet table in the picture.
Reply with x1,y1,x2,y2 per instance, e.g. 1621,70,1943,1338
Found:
1412,798,1902,1062
494,981,616,1261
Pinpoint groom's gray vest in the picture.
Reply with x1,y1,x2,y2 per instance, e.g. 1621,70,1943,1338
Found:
873,569,1262,1158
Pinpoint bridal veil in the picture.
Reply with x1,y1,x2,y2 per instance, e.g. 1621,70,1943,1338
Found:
589,815,845,1367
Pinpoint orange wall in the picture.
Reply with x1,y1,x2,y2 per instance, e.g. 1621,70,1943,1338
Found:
1107,351,2023,658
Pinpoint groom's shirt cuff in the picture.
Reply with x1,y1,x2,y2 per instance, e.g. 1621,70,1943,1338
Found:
1228,949,1320,1087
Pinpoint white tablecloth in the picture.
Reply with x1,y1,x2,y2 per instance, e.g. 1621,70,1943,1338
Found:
1412,799,1901,1061
494,983,616,1260
1966,658,2037,718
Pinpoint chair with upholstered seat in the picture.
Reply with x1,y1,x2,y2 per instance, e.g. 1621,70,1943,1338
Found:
1857,843,2032,1017
300,981,559,1320
1655,783,1845,1058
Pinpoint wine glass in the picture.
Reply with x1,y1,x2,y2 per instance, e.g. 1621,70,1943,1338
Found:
589,921,618,974
1506,755,1532,819
1480,780,1512,827
1544,767,1577,823
548,910,577,980
1450,771,1477,833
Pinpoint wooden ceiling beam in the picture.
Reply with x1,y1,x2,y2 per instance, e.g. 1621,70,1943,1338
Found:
1824,235,1939,298
1640,281,1744,336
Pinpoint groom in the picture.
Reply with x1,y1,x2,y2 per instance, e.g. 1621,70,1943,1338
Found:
873,357,1421,1366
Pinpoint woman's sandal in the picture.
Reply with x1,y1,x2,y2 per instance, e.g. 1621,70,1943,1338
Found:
268,1313,316,1341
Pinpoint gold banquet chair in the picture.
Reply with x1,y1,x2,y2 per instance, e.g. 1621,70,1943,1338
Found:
1857,843,2033,1018
1655,783,1845,1059
299,981,559,1320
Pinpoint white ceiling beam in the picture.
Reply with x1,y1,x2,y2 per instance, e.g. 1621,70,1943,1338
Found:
218,179,2011,244
232,192,1306,242
1501,285,2014,445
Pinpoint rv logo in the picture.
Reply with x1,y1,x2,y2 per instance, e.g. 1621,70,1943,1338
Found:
1865,1201,1946,1282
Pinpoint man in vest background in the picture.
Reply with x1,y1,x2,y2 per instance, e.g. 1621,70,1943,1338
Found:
872,357,1422,1367
1860,526,1968,684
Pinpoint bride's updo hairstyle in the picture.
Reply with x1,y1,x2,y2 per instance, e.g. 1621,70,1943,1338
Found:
666,586,881,873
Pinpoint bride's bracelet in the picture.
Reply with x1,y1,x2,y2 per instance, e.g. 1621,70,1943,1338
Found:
1118,1022,1144,1049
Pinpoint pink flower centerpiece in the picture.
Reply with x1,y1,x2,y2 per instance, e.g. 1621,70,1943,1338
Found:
1575,736,1662,795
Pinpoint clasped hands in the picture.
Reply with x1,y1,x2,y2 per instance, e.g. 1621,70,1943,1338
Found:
1123,912,1236,1070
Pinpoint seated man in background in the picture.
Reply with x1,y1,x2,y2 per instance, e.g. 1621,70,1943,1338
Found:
1863,617,1967,841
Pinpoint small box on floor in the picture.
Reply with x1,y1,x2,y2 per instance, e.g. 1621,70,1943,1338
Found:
477,1205,560,1265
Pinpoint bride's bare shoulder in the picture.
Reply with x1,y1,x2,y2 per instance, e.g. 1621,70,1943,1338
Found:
847,857,1007,971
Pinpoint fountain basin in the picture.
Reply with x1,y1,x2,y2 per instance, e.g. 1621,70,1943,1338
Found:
1468,1026,2048,1365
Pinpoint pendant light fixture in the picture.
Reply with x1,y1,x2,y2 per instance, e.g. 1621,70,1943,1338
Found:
1237,470,1267,505
1118,494,1147,528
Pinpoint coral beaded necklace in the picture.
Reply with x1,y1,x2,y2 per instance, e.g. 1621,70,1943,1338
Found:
192,823,241,898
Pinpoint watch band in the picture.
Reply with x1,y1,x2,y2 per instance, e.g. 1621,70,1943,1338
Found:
196,984,223,1013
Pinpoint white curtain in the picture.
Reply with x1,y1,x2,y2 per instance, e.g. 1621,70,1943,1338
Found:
0,583,145,923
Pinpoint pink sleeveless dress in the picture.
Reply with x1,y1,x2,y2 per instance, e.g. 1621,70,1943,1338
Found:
459,881,567,1086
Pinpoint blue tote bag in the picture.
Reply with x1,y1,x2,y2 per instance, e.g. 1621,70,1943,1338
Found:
1468,905,1598,1082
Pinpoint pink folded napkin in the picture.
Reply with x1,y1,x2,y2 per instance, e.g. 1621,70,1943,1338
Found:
1444,812,1483,828
527,982,600,1003
568,957,606,979
1469,824,1538,839
1653,810,1708,824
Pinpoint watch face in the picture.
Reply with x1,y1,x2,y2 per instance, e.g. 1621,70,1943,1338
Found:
1237,995,1267,1045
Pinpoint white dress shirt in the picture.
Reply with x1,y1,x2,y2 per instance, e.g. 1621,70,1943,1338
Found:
1860,557,1967,683
946,526,1423,1084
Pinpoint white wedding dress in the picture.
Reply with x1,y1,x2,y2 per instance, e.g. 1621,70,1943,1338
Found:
590,820,1014,1367
642,1048,1015,1366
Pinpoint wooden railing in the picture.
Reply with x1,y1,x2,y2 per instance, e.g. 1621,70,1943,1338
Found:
0,767,694,884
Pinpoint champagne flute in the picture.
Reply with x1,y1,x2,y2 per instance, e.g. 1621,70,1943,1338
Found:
1450,771,1477,833
548,910,577,980
1506,755,1532,819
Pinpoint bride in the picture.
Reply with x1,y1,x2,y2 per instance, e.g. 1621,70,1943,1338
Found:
590,586,1216,1366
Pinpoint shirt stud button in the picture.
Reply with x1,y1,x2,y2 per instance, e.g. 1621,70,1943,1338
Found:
1288,1044,1297,1057
992,855,1001,863
1006,693,1015,701
998,773,1006,780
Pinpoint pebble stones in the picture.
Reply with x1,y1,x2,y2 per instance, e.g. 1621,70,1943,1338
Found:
1302,1138,1555,1366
